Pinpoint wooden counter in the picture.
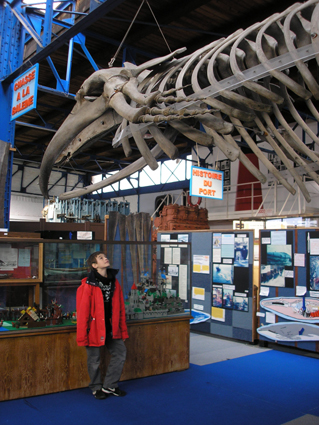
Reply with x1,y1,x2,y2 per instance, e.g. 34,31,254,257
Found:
0,316,190,401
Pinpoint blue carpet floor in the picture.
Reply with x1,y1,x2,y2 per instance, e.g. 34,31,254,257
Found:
1,350,319,425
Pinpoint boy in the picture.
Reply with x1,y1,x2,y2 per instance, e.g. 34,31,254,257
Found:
76,251,129,400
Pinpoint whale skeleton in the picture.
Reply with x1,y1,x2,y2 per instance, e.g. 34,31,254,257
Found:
39,0,319,202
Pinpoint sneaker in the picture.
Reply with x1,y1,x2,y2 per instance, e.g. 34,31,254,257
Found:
102,387,126,397
93,389,107,399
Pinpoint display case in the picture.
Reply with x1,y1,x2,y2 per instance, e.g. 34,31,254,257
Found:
0,239,191,333
0,240,42,282
0,240,43,323
0,238,191,401
43,241,105,315
43,240,191,322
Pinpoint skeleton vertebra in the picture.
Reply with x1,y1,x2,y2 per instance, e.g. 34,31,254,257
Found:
39,0,319,203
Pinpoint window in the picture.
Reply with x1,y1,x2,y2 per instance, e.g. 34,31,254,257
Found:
92,156,192,194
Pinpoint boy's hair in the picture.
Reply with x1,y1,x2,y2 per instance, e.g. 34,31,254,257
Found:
87,251,105,270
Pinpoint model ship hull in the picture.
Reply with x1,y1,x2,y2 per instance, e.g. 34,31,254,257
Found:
257,322,319,342
260,297,319,323
186,309,210,324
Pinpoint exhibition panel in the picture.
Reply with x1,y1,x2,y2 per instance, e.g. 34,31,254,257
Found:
158,231,255,343
258,228,319,353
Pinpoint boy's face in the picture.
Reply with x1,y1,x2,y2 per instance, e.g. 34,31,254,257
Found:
92,253,110,270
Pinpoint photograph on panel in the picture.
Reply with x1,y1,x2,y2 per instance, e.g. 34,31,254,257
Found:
266,245,292,266
213,264,233,284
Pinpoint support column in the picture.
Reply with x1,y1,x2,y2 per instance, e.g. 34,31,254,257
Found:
0,1,24,228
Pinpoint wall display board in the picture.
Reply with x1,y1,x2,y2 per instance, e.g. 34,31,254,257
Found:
258,229,319,353
159,231,255,343
260,230,294,288
212,232,250,311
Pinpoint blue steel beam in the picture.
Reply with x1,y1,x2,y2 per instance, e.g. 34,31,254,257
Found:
38,84,75,99
5,0,43,47
42,0,54,47
74,33,99,71
2,0,127,83
46,56,69,93
0,0,25,228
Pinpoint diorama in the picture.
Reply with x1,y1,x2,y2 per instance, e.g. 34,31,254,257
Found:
125,272,184,320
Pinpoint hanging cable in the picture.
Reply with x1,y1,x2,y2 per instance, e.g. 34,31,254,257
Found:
108,0,172,67
108,0,146,67
196,142,200,167
146,1,171,53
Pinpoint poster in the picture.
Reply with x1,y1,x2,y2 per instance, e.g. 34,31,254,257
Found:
193,255,210,274
213,264,233,284
267,245,292,266
261,264,285,287
179,265,188,300
172,248,181,264
233,294,248,311
213,233,222,248
271,230,286,245
164,247,172,264
0,246,18,270
310,256,319,290
310,239,319,255
223,286,233,309
211,307,225,322
212,285,223,307
234,237,249,267
193,287,205,301
18,248,31,267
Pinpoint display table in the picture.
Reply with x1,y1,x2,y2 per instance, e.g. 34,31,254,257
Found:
0,316,190,401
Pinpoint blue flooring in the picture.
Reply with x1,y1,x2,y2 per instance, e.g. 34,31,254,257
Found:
1,350,319,425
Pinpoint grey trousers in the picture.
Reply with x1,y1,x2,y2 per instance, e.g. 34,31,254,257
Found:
85,335,127,393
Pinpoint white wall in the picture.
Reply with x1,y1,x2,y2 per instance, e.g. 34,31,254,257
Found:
10,193,44,221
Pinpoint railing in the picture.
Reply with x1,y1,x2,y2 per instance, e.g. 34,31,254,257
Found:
151,179,319,221
202,180,319,220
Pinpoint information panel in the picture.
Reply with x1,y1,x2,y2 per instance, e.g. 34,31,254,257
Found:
190,165,223,200
11,64,39,121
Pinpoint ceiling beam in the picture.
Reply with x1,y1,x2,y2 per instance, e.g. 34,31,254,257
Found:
2,0,127,84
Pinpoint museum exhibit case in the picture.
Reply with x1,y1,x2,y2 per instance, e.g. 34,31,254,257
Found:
0,238,191,401
0,239,42,316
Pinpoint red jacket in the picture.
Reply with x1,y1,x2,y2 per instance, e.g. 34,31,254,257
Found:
76,269,129,346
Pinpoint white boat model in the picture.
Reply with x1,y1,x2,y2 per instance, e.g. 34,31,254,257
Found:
260,297,319,323
257,322,319,342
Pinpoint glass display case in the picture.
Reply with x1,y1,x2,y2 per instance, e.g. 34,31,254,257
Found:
0,239,191,333
43,241,104,313
0,241,42,282
0,241,42,324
